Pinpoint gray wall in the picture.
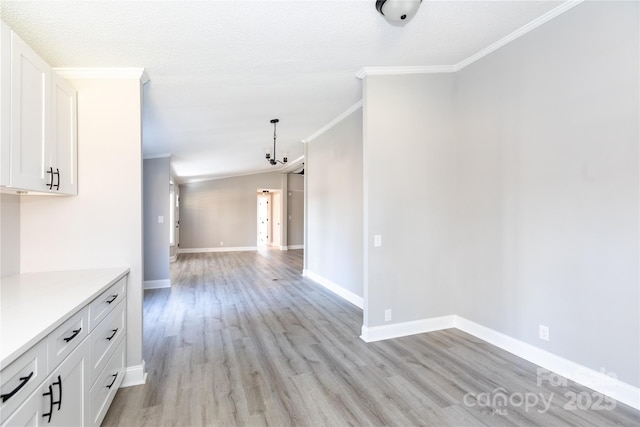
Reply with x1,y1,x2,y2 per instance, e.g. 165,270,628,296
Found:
363,74,457,327
0,194,20,278
286,174,304,247
306,108,363,298
453,1,639,387
180,172,284,249
143,157,170,281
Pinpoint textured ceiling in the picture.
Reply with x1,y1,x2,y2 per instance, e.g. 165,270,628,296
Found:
1,0,566,182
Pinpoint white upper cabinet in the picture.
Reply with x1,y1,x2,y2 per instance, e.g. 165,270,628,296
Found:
9,29,51,192
51,72,78,194
1,21,11,187
0,20,77,195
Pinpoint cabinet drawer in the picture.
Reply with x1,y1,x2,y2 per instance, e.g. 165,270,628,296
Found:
0,374,46,427
89,338,125,427
2,339,88,427
89,299,125,386
89,276,126,331
0,340,47,424
46,306,88,370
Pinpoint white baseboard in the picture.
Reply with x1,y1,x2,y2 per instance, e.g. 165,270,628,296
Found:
358,314,640,410
453,316,640,410
169,254,178,263
179,246,257,254
120,360,147,388
303,269,363,309
179,246,300,253
144,279,171,290
360,315,456,343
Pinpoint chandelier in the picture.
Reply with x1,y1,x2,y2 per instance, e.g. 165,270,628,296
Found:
265,119,287,165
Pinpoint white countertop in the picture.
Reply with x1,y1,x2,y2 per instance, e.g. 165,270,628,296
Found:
0,268,129,368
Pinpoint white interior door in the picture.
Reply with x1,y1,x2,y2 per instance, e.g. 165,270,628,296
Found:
257,194,270,246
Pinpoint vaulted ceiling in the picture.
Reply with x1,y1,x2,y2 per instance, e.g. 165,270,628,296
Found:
1,1,568,182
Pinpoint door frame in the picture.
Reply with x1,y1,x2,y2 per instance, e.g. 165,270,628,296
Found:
256,189,283,248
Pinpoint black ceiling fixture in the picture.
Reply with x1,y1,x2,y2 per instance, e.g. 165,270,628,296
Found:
265,119,287,166
375,0,422,25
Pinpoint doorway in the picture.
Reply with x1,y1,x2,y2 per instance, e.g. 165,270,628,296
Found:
169,180,179,262
257,190,282,248
257,193,270,246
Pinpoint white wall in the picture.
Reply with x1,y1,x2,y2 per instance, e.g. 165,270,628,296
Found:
179,172,284,250
143,157,170,282
363,73,457,328
454,1,639,387
306,107,363,301
19,78,145,374
0,194,20,278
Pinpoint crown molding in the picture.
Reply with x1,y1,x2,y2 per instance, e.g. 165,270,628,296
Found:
281,155,305,173
302,100,363,144
356,65,455,79
143,153,171,160
454,0,584,71
180,167,292,185
355,1,584,78
53,67,150,84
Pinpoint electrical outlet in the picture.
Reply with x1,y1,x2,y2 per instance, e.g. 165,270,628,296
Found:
539,325,549,341
374,235,382,247
220,241,224,246
384,309,392,322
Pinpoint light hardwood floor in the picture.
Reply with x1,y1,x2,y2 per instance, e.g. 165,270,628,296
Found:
102,250,639,426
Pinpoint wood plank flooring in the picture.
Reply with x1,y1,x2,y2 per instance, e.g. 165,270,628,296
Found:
102,250,639,426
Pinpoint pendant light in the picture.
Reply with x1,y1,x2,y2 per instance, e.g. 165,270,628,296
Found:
265,119,287,165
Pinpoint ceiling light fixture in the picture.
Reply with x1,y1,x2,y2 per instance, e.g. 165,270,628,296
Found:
376,0,422,25
265,119,287,166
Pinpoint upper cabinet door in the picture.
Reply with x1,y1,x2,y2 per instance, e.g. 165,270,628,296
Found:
1,21,11,186
10,31,51,192
51,72,77,195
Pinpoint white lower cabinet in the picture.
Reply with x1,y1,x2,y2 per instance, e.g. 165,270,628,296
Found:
0,341,47,424
88,339,125,427
3,339,88,427
89,300,125,386
0,272,128,427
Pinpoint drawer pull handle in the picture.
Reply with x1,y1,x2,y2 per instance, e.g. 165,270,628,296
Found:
106,294,118,304
106,328,118,341
43,384,54,423
1,371,34,402
106,372,118,389
63,328,82,342
52,375,62,411
46,167,54,190
53,168,60,191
